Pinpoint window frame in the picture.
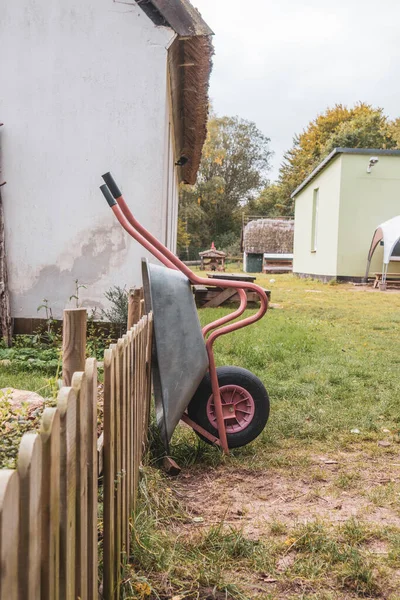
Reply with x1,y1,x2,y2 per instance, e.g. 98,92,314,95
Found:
311,188,319,253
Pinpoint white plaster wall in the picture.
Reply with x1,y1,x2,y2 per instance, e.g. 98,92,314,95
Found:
0,0,177,318
293,157,342,277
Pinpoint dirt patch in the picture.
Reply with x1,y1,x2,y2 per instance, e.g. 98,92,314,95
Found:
173,451,400,537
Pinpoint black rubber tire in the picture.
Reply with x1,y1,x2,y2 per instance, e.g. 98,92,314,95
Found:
187,366,270,449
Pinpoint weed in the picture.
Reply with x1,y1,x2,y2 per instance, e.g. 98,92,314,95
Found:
36,299,60,345
101,286,129,337
338,550,380,596
69,278,87,308
340,518,372,546
335,471,361,490
368,483,399,508
269,519,287,536
0,389,56,469
387,532,400,567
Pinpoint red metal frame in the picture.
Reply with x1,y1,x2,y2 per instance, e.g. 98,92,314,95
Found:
100,174,269,454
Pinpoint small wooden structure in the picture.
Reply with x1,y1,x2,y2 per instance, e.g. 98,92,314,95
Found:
194,272,271,308
263,253,293,274
242,218,294,273
199,242,226,271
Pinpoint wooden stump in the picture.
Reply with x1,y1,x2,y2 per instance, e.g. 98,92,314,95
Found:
62,309,87,386
127,289,141,330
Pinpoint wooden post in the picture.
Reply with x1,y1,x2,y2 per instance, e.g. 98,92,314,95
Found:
0,188,12,347
58,388,77,600
17,433,42,600
127,288,141,330
84,359,98,600
62,309,87,386
71,371,88,600
40,408,61,600
103,347,116,599
0,471,19,600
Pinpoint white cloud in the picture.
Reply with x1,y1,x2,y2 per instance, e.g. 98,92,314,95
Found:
194,0,400,179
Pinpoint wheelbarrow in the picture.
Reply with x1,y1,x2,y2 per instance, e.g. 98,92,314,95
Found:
100,173,270,455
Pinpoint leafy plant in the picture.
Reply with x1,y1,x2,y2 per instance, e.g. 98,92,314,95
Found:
0,345,60,374
0,389,56,469
69,278,87,308
86,308,113,360
36,299,60,346
100,286,129,336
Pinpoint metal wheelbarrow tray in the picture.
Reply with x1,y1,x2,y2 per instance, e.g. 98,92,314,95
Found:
100,173,270,454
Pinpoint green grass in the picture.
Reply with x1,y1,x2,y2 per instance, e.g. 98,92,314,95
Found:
0,337,62,468
0,369,52,394
195,274,400,453
3,274,400,598
129,274,400,599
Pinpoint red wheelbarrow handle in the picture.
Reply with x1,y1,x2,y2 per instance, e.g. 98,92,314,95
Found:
100,174,268,336
102,174,250,335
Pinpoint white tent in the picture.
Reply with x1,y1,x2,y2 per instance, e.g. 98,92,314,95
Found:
365,215,400,282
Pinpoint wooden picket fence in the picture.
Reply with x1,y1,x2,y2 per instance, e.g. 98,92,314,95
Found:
0,309,153,600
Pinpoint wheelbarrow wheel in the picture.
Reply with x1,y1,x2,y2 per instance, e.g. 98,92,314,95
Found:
187,366,270,449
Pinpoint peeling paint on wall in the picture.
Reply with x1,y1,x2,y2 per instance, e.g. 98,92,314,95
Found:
11,222,129,318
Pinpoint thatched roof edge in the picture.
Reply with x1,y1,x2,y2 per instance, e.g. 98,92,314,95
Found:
168,35,214,185
243,218,295,254
137,0,213,185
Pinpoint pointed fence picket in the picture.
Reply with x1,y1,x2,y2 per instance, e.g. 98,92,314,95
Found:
0,300,153,600
102,313,153,599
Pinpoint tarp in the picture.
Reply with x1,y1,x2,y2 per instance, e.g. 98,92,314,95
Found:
367,215,400,264
365,215,400,281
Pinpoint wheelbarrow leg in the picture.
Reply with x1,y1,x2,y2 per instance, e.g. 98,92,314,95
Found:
207,348,229,454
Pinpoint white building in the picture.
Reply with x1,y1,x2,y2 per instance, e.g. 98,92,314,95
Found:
0,0,212,328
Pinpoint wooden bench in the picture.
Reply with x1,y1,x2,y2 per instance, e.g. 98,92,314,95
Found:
263,254,293,274
373,273,400,288
194,273,271,308
263,262,292,274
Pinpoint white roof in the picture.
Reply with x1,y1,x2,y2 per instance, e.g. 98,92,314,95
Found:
376,216,400,264
263,253,293,259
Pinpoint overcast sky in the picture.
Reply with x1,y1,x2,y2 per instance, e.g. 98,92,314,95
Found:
193,0,400,181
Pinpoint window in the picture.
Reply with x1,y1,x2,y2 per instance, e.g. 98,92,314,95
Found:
391,239,400,261
311,188,319,252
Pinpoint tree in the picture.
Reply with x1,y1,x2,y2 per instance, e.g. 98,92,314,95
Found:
389,117,400,147
176,216,191,257
178,114,272,258
245,184,282,217
275,103,397,215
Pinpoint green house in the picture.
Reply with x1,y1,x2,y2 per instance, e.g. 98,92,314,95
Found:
292,148,400,281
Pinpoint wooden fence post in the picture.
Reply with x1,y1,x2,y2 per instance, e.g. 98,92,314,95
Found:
103,347,116,599
62,309,87,386
72,371,88,600
0,471,19,600
17,433,42,600
40,408,61,600
84,359,98,600
139,288,144,320
58,388,77,600
127,289,141,330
